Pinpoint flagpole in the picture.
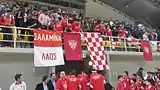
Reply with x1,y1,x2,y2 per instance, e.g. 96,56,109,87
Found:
107,53,112,84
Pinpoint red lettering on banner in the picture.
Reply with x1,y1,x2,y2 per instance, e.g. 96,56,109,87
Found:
42,53,57,60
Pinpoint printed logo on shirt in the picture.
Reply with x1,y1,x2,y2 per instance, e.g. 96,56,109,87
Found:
144,47,149,54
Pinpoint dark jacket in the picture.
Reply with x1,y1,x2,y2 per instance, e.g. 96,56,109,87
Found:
35,83,44,90
47,80,55,90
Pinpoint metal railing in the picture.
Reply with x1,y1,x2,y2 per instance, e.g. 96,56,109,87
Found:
0,25,159,53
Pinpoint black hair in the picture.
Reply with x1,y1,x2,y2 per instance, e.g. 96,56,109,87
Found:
71,70,76,75
132,73,137,77
50,73,55,77
131,78,136,83
15,74,22,81
146,79,155,85
124,71,129,76
42,75,48,82
118,75,123,80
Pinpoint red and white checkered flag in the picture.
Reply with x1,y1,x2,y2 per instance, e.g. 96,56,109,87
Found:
82,33,109,70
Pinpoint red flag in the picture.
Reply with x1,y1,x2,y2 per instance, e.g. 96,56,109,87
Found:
141,40,153,61
63,32,83,61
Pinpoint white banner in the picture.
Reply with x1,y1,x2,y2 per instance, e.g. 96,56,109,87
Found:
34,30,64,67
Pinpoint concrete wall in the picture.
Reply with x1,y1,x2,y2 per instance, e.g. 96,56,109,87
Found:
85,0,135,24
0,52,159,89
0,53,49,90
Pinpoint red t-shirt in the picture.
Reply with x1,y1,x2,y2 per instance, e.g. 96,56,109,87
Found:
90,73,104,90
136,79,144,90
0,14,15,26
105,29,112,36
71,21,82,32
93,24,104,33
116,80,125,90
56,78,68,90
53,21,63,32
77,74,89,90
130,84,137,90
68,75,79,90
145,85,156,90
123,77,130,90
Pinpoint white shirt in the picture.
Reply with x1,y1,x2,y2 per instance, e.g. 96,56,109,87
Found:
9,82,26,90
38,13,50,26
143,34,149,40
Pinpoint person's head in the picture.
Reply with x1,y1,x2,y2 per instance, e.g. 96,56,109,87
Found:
130,78,136,84
155,68,159,73
81,70,86,75
138,67,144,72
145,79,154,86
97,20,102,24
147,72,151,76
60,71,66,79
118,75,123,80
137,74,142,79
132,73,137,79
15,74,23,82
123,71,129,78
42,75,49,84
7,9,12,15
50,73,56,80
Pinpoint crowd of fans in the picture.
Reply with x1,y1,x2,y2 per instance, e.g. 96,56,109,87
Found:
9,67,160,90
0,1,159,43
117,68,160,90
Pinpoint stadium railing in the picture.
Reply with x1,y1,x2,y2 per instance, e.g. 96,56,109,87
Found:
0,25,159,53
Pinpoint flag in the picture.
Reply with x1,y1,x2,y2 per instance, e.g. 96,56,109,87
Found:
34,29,64,67
83,33,109,70
141,40,153,61
63,32,83,61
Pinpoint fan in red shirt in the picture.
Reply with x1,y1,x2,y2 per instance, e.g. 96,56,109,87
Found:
77,71,89,90
70,18,82,32
67,70,81,90
104,24,112,36
123,71,130,90
136,74,145,90
116,75,125,90
145,79,156,90
118,25,127,38
56,71,68,90
154,76,160,90
90,70,104,90
0,9,15,47
130,78,137,90
53,17,64,32
93,20,105,33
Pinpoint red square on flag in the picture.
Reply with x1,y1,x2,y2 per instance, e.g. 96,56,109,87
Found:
141,40,153,61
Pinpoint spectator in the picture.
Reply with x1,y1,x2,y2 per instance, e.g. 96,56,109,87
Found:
143,31,149,40
9,74,26,90
36,75,49,90
0,9,15,47
48,73,57,90
38,10,50,29
70,18,82,32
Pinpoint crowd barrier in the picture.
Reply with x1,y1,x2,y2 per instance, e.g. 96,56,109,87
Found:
0,25,159,52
